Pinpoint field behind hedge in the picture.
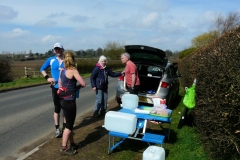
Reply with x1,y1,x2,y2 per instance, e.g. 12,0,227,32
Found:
11,58,123,79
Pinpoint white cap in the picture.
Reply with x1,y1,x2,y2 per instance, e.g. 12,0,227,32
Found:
54,43,63,49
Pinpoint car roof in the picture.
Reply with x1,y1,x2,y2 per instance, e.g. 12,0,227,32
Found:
124,45,168,67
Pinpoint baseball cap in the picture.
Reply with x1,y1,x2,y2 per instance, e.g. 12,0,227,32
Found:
54,43,63,49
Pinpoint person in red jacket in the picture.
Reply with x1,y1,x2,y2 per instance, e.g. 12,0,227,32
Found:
121,52,140,95
91,55,122,117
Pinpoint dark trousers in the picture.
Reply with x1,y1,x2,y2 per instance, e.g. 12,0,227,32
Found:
52,87,62,113
128,85,140,95
61,99,76,130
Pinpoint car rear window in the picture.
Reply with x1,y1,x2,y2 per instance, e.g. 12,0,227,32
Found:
138,64,163,77
130,52,165,64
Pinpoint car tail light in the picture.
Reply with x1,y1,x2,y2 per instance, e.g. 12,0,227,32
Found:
118,75,124,81
161,82,170,88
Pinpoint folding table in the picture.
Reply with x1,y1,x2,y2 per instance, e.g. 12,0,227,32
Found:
107,106,172,154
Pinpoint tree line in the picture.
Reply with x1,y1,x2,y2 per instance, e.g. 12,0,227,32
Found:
0,41,179,62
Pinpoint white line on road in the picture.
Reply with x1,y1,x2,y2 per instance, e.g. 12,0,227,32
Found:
17,141,48,160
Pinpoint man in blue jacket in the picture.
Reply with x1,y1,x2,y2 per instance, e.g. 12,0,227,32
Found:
91,55,122,117
40,43,65,138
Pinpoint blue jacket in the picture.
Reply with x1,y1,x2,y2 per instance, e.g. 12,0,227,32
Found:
40,55,64,88
91,63,121,90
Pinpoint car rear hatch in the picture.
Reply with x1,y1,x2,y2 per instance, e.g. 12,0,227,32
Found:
124,45,168,67
124,45,168,104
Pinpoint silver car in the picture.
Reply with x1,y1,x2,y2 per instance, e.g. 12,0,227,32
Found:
115,45,182,109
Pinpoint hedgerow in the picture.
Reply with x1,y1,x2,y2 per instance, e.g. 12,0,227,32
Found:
178,26,240,160
0,57,13,82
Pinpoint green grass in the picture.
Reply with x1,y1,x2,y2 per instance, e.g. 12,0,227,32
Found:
0,73,92,91
162,87,210,160
0,76,47,91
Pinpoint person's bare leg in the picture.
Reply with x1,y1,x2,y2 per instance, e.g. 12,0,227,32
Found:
69,132,74,144
63,115,66,123
62,128,71,147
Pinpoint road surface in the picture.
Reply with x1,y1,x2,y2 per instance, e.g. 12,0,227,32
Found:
0,77,118,159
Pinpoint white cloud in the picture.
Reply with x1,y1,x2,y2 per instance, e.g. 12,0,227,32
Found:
176,38,189,46
105,21,120,28
35,19,58,28
150,37,170,44
74,25,91,31
47,12,68,18
92,2,105,10
41,35,62,43
142,12,159,27
2,28,30,39
143,0,168,12
0,5,18,21
69,15,89,23
158,21,186,35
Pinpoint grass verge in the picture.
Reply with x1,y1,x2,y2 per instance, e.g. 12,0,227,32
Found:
163,87,210,160
0,77,47,91
0,68,122,91
0,73,92,92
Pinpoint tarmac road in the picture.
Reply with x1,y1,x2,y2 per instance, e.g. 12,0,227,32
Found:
0,77,118,159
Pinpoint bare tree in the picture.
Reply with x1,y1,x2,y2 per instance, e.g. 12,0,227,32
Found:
103,41,125,60
165,49,173,57
96,47,103,57
213,12,240,36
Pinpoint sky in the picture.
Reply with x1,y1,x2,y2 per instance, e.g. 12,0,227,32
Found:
0,0,239,54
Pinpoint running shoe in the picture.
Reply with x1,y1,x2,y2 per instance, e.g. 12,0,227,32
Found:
93,113,99,118
55,128,62,138
60,148,77,155
70,143,81,150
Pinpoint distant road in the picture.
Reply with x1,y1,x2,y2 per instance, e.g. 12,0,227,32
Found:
0,77,118,159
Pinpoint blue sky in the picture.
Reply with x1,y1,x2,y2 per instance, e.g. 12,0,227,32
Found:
0,0,239,54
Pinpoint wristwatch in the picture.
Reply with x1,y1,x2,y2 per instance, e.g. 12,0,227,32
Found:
131,86,134,89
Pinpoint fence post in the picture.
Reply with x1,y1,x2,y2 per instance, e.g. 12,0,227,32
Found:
24,67,28,78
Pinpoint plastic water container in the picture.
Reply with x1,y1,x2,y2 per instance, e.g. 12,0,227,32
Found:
122,94,139,110
104,111,137,134
143,146,165,160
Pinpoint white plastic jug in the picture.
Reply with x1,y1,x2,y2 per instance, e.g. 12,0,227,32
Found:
104,111,137,134
143,146,165,160
122,94,139,110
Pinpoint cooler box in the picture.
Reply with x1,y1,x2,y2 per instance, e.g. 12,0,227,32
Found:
143,146,165,160
104,111,137,134
122,94,139,110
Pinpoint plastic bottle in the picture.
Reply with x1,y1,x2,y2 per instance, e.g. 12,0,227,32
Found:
143,146,165,160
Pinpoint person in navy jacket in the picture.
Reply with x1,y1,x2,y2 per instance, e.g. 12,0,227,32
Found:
91,55,122,117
